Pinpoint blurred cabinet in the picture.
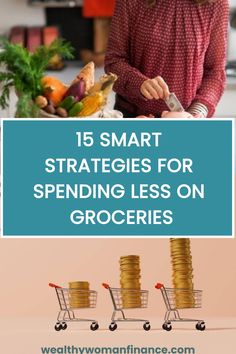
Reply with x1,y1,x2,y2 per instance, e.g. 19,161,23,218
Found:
29,0,83,7
45,7,93,59
215,84,236,118
28,1,94,60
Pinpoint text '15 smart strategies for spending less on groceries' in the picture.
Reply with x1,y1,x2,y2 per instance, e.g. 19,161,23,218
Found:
2,119,234,237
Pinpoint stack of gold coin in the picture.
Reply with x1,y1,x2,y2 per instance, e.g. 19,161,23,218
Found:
170,238,195,308
69,281,90,308
120,255,142,308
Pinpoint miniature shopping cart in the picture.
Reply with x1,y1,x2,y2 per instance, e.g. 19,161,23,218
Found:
49,283,99,331
102,283,151,331
155,283,205,331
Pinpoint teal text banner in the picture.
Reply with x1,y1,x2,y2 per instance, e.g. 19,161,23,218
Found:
2,119,233,237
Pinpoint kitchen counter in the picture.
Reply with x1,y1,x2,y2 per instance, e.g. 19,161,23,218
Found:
29,0,83,8
45,61,236,90
0,62,110,118
215,76,236,117
226,76,236,90
48,64,236,117
0,61,235,118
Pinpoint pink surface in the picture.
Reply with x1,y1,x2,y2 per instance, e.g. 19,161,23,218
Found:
0,318,235,354
0,236,235,318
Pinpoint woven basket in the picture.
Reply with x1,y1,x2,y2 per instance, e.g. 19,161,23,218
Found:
39,109,59,118
39,109,123,119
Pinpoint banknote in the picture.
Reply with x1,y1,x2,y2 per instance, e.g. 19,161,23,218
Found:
165,93,184,112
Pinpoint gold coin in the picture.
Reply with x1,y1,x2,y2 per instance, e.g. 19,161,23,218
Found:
122,291,141,296
120,279,141,284
69,281,89,285
173,272,193,277
120,276,141,280
171,247,191,252
120,260,140,265
170,238,190,244
120,255,142,308
171,253,192,258
70,294,90,298
173,279,193,285
175,303,195,308
120,265,140,270
171,256,191,261
120,285,141,290
173,281,193,285
120,281,141,286
69,281,89,289
68,281,90,308
171,248,191,253
173,283,193,287
122,300,141,304
120,280,141,284
171,254,191,258
121,268,141,276
170,238,195,309
171,243,190,248
122,298,141,303
172,264,193,269
120,255,140,260
121,274,141,279
120,271,140,276
122,298,142,302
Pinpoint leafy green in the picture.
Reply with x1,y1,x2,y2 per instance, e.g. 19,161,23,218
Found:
15,92,39,118
0,71,14,109
0,37,74,117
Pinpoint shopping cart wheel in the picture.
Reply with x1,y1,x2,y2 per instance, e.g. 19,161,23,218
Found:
90,322,99,331
143,322,151,331
196,322,205,331
162,322,172,331
54,322,62,331
61,322,67,330
109,322,118,331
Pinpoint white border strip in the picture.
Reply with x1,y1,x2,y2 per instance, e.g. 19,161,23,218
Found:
232,118,235,238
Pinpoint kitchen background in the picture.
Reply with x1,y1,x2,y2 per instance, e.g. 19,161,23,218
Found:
0,0,236,117
0,4,236,352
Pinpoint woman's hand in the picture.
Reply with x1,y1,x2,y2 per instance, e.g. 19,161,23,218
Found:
161,111,194,118
141,76,169,100
136,114,155,118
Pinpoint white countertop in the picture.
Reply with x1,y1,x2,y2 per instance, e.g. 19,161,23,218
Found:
226,76,236,90
0,61,235,118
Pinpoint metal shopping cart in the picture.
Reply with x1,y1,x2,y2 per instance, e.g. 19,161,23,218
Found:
155,283,205,331
102,283,151,331
49,283,99,331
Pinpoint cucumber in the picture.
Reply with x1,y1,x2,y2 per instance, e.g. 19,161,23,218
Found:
59,96,76,110
68,101,84,117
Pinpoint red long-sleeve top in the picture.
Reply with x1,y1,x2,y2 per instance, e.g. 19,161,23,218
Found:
105,0,229,117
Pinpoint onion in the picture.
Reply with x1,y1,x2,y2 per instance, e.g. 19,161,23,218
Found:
64,79,86,102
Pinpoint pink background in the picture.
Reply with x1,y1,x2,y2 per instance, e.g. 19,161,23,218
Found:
0,236,235,318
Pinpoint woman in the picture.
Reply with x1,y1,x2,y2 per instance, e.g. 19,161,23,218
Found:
105,0,229,118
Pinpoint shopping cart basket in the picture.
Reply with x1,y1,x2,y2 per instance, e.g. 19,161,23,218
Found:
49,283,99,331
102,283,151,331
155,283,205,331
